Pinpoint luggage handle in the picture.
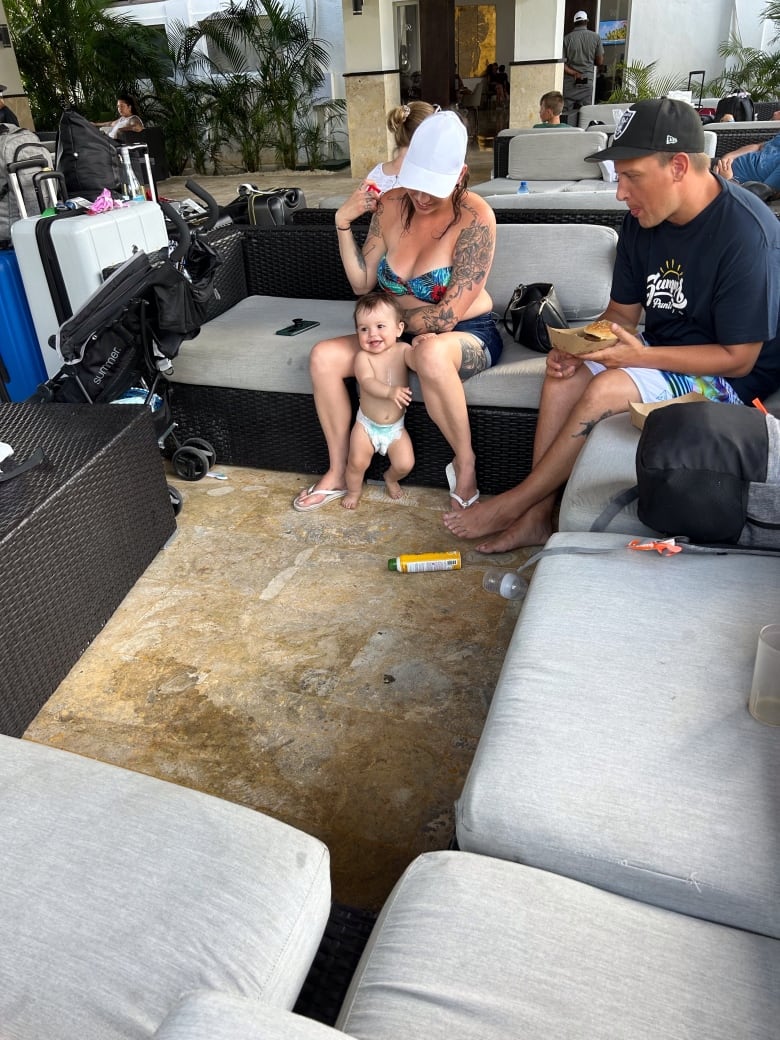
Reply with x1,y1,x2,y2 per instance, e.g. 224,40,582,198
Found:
119,142,157,203
159,201,192,263
185,178,220,231
7,156,56,218
687,70,705,109
32,170,67,211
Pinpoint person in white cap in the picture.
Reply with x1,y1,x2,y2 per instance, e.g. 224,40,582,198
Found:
293,110,501,513
562,10,604,116
443,98,780,551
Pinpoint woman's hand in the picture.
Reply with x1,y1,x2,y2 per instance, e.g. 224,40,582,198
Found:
335,181,380,228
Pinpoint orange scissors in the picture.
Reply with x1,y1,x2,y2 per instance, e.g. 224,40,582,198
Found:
627,538,682,556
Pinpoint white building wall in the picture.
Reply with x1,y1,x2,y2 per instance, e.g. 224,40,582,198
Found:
626,0,768,82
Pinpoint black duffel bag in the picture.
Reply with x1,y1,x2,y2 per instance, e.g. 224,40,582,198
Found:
222,185,307,227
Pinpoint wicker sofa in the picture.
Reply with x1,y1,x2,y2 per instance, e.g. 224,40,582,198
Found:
168,221,618,495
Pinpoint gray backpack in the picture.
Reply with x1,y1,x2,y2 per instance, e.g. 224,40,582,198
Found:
0,125,54,245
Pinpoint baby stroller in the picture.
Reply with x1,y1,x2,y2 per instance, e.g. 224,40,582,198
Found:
33,183,224,510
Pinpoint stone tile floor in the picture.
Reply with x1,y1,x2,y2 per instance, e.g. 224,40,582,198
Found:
26,465,534,910
24,124,534,912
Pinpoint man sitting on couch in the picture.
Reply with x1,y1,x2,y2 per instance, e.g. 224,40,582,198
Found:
444,98,780,552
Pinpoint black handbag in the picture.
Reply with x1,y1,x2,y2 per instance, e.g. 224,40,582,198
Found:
503,282,568,354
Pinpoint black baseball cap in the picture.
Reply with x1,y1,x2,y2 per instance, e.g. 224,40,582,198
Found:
586,98,706,162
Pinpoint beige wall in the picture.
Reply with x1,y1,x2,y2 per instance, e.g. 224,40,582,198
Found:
0,0,33,128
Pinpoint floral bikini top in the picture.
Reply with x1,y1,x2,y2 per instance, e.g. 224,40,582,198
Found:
377,256,452,304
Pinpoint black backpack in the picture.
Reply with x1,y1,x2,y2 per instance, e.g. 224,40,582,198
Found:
55,109,121,200
715,92,755,123
593,401,780,548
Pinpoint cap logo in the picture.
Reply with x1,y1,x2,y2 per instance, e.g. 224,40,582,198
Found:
666,134,678,144
613,109,634,140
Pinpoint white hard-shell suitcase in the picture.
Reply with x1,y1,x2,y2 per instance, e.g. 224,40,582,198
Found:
11,201,169,377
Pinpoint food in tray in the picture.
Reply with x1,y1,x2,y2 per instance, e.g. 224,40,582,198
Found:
583,319,619,341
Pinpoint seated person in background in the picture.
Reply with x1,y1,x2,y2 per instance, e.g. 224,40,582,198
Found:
94,93,144,139
364,101,436,194
0,89,20,127
444,99,780,553
534,91,565,127
486,63,507,105
716,130,780,195
343,293,414,509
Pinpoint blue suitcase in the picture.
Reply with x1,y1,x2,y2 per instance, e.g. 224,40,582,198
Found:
0,249,47,400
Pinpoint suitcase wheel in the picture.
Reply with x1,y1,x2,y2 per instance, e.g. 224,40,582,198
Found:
172,444,211,481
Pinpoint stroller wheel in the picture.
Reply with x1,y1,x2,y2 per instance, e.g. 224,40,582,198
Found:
182,436,216,466
172,445,211,481
168,484,183,516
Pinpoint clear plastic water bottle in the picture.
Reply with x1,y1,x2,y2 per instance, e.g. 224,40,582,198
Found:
482,568,527,600
119,146,145,203
516,180,529,195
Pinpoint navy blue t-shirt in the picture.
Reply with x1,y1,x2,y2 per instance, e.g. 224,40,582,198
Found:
611,176,780,403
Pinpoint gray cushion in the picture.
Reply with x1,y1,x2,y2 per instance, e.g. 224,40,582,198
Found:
154,995,340,1039
456,532,780,938
171,223,618,413
337,852,779,1040
0,735,331,1040
488,192,627,213
507,130,608,180
576,102,631,128
559,406,780,534
472,178,574,196
558,414,655,535
152,853,780,1040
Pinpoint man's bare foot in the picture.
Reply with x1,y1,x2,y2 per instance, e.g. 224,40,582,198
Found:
443,495,521,540
475,514,553,554
342,490,361,510
384,476,404,499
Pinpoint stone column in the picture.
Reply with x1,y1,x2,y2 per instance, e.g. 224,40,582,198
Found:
341,0,401,178
343,72,400,178
508,0,566,128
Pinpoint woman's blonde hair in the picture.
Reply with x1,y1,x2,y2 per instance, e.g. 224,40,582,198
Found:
386,101,437,150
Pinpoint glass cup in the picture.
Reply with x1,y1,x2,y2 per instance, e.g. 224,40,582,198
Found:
748,624,780,726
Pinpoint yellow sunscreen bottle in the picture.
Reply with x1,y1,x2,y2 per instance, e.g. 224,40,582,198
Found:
387,551,462,573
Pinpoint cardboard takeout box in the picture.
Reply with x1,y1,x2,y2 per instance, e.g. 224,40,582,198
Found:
629,391,705,430
545,324,636,356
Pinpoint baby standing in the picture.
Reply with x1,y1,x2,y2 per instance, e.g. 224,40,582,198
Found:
344,293,414,508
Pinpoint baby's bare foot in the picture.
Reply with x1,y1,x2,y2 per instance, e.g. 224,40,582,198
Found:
384,477,404,500
342,491,361,510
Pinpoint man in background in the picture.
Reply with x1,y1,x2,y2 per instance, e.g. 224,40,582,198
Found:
562,11,604,117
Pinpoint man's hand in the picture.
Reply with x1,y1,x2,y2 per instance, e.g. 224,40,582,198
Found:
546,348,583,379
578,323,650,368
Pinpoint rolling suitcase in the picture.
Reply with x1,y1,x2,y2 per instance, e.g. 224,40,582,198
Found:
11,165,169,377
223,185,306,226
0,249,47,399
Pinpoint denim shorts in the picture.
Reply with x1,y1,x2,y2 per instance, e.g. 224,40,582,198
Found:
401,311,503,372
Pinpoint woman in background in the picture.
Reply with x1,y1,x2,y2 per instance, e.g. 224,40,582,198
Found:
94,93,144,139
364,101,436,194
